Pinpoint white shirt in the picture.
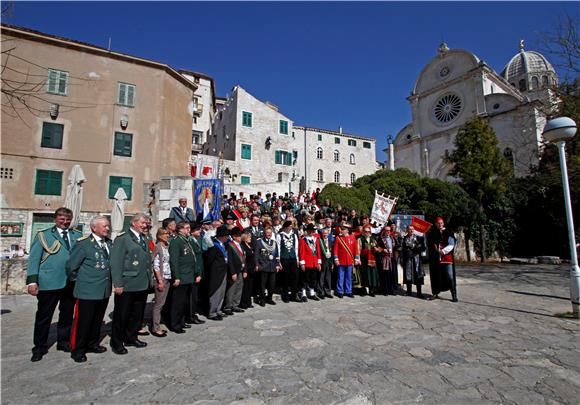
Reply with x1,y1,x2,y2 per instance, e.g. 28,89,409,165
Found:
92,233,109,254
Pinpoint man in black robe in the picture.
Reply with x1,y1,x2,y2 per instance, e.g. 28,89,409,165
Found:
427,217,458,302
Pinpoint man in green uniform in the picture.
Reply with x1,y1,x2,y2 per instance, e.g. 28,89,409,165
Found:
110,213,152,354
66,216,112,362
27,207,82,362
187,223,205,325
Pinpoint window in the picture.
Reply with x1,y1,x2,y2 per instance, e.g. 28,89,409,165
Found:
241,144,252,160
41,122,64,149
363,142,371,149
117,82,135,107
348,139,357,147
47,69,68,95
113,132,133,157
242,111,252,127
35,169,62,196
350,173,356,184
542,76,549,87
292,151,298,165
317,134,322,141
518,79,527,92
333,150,340,162
334,137,340,144
277,173,284,182
531,76,539,90
334,171,340,183
275,150,292,166
350,154,355,165
433,93,462,123
241,176,250,185
192,130,203,145
279,120,288,135
316,147,323,159
317,169,324,182
109,176,132,200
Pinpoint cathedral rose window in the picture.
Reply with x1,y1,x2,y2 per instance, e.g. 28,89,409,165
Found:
433,93,462,123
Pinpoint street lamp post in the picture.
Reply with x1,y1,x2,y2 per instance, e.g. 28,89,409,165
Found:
543,116,579,317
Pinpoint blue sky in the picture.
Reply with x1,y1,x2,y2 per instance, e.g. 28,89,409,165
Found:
4,1,577,161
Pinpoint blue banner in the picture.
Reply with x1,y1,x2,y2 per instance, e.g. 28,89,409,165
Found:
193,179,222,221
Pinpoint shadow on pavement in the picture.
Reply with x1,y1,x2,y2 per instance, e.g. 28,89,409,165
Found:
507,290,569,301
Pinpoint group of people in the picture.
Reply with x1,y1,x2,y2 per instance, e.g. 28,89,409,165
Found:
26,191,458,364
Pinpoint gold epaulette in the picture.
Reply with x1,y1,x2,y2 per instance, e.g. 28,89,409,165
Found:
77,235,90,241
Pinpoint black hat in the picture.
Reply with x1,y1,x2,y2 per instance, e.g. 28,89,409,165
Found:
230,227,242,237
225,212,237,221
216,225,230,237
340,222,352,229
201,218,212,225
283,220,293,229
305,223,317,232
190,222,201,231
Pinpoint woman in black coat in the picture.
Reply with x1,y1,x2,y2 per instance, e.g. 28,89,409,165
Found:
240,230,256,309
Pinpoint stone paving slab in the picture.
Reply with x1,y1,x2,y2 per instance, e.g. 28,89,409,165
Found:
1,263,579,404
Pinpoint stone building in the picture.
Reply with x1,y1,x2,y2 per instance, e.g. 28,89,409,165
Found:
203,86,378,196
389,42,557,179
0,24,197,252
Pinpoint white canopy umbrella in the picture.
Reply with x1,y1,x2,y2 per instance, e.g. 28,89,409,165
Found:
111,187,128,240
64,165,86,229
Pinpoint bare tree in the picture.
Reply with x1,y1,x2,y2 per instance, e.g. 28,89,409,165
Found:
536,13,580,78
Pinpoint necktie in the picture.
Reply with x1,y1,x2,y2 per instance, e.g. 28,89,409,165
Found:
62,230,71,250
139,234,148,251
100,241,109,259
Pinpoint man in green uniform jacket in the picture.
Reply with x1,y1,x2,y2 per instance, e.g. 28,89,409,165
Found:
109,213,152,354
27,207,82,362
187,223,205,325
66,216,112,362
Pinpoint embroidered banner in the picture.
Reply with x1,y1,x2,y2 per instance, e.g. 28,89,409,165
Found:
193,179,223,221
370,191,397,227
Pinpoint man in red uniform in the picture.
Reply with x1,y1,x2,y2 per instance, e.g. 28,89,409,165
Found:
299,224,321,301
333,223,360,298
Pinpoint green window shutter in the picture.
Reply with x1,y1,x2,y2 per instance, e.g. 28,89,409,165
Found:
242,111,252,127
279,120,288,135
241,144,251,160
363,142,371,149
118,83,126,104
35,170,62,195
47,70,57,93
109,176,133,200
317,134,322,141
241,176,250,185
41,122,63,149
275,150,281,164
127,85,135,106
114,132,133,157
58,71,68,95
335,137,340,144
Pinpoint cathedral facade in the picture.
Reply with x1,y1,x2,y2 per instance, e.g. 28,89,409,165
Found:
390,42,558,179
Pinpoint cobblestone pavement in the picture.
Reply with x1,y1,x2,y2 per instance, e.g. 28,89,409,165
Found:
1,264,579,404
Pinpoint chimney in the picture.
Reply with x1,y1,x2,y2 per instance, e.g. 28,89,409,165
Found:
338,126,343,134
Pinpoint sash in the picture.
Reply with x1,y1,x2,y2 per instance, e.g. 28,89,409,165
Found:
337,236,354,261
319,238,332,259
229,241,246,269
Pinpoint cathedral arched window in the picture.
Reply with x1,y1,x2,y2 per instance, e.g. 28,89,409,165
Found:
334,171,340,183
518,79,527,92
317,169,324,182
316,147,323,160
531,76,539,90
333,150,340,162
542,75,549,87
349,154,355,164
350,173,356,184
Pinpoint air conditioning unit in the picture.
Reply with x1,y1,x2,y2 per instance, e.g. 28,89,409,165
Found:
194,103,204,116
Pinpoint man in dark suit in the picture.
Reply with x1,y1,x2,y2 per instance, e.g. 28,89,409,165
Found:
27,207,82,362
169,197,195,223
223,227,246,314
205,225,230,320
66,216,112,363
109,213,152,354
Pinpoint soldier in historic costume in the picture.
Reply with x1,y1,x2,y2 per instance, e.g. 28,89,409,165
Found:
27,207,82,362
223,227,246,314
205,225,230,320
318,228,334,299
427,217,458,302
277,221,300,303
358,226,380,297
255,226,281,306
66,216,112,362
299,224,322,301
168,221,196,333
110,213,153,354
401,225,426,299
333,223,360,298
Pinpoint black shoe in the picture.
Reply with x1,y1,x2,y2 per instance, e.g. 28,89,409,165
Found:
232,307,245,313
57,343,71,353
137,330,150,336
71,353,87,363
86,345,107,354
245,304,255,309
417,293,425,299
183,324,192,329
452,297,458,302
171,328,186,334
282,296,290,303
266,299,276,305
258,300,266,307
325,293,334,299
346,294,355,298
309,295,320,301
111,345,128,355
369,291,376,297
301,296,308,302
124,340,147,348
30,351,46,362
337,293,344,299
223,309,234,315
317,294,326,300
192,318,205,324
208,315,223,321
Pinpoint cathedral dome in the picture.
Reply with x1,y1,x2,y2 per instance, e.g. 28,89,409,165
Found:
501,43,556,83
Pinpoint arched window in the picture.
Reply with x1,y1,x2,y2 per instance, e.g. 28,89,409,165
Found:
518,79,527,92
316,147,323,160
350,173,356,184
334,171,340,183
350,154,355,164
334,150,340,162
317,169,324,182
542,75,549,87
531,76,539,90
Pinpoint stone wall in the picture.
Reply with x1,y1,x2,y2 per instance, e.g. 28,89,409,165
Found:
0,258,28,294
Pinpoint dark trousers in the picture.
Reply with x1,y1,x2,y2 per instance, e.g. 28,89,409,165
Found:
187,282,200,320
319,261,333,295
70,297,109,356
240,272,254,307
32,281,75,354
392,256,400,288
170,284,192,330
280,259,299,297
305,267,319,295
111,290,148,349
260,272,276,299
